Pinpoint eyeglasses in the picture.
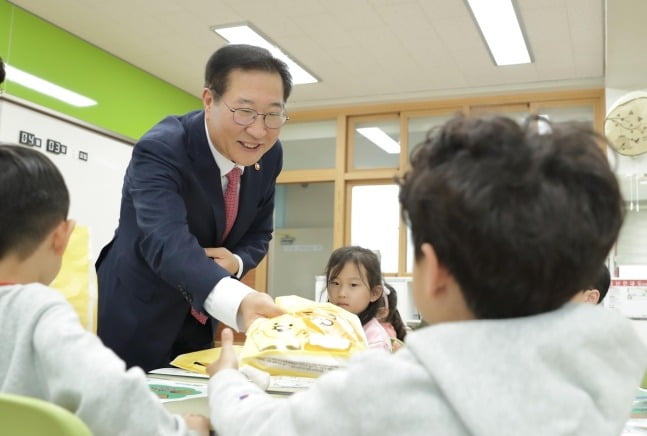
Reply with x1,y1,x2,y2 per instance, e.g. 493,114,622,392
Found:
223,102,289,129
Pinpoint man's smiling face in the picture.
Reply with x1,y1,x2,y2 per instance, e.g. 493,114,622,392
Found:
203,68,285,167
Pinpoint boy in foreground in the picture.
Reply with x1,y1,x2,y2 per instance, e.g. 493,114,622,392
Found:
0,144,209,436
207,114,647,435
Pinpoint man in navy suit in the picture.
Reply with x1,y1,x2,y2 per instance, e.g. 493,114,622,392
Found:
96,44,291,371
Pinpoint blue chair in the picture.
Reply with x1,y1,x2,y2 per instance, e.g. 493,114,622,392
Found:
0,392,92,436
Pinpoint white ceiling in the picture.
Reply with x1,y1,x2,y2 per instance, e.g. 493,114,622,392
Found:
7,0,620,111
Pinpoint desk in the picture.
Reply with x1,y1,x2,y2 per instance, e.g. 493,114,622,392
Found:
148,371,308,436
148,373,210,416
622,388,647,435
149,370,301,418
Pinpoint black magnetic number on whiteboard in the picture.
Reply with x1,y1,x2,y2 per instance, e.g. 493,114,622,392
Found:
18,130,41,147
46,139,66,155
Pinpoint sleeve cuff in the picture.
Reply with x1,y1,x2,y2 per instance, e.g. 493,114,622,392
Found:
203,277,254,332
234,254,243,279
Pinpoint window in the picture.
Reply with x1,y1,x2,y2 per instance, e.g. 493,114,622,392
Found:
263,90,604,297
349,116,400,170
279,119,337,170
268,182,334,300
349,183,400,273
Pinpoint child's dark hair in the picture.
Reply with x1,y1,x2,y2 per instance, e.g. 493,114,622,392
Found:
325,246,385,326
398,114,623,319
382,283,407,341
592,264,611,304
0,144,69,260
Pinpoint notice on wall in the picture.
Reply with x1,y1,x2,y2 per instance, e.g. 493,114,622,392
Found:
606,280,647,319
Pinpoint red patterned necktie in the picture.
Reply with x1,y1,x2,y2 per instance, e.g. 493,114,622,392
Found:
190,306,208,324
221,167,242,242
190,167,242,325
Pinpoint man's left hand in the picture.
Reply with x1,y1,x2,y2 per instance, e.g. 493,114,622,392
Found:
204,247,238,275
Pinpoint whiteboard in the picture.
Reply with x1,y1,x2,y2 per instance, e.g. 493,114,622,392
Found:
0,95,134,261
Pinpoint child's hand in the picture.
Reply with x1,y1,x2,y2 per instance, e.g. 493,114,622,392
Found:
182,413,210,436
207,328,239,376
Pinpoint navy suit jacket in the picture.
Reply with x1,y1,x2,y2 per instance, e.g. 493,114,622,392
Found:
96,110,282,370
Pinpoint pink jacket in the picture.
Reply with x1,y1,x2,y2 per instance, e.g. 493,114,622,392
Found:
363,317,392,351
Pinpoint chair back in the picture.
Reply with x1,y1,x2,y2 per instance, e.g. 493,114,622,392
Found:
0,393,92,436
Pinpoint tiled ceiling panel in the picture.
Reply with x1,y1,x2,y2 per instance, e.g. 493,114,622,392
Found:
8,0,607,109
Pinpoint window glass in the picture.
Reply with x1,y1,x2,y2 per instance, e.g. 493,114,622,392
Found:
406,228,415,273
268,182,334,300
405,113,456,272
352,119,400,169
407,114,456,160
279,120,336,170
469,104,530,123
537,105,594,124
350,184,400,273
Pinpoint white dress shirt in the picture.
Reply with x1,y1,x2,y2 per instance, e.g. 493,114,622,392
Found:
201,119,253,331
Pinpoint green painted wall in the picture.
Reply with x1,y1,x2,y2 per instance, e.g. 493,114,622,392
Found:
0,1,200,140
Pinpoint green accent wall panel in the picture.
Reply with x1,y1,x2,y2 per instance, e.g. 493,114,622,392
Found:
0,1,200,139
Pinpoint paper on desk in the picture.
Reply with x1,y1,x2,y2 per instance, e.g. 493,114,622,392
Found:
267,376,316,394
170,346,244,375
148,367,209,379
238,366,315,395
622,419,647,435
147,379,208,403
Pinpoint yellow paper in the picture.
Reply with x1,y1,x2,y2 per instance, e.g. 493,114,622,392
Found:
170,346,244,375
50,226,97,332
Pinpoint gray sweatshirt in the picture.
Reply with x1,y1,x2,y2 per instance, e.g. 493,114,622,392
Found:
209,303,647,436
0,283,196,436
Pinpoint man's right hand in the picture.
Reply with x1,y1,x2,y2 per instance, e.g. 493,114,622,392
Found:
238,291,284,331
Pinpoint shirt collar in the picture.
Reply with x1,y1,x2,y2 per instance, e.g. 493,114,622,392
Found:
204,117,245,177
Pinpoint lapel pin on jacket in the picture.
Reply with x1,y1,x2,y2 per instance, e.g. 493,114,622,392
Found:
254,162,261,171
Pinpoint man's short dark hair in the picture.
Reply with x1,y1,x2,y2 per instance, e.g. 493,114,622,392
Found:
205,44,292,102
398,114,623,319
0,144,69,260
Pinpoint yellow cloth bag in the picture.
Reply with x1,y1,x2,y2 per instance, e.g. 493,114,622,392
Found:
239,295,368,378
50,226,97,332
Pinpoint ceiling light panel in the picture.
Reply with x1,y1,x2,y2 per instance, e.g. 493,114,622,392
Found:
467,0,531,66
213,25,318,85
5,64,97,107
